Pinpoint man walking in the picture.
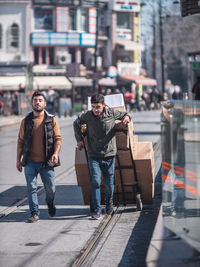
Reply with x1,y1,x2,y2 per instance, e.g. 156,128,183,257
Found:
16,90,62,223
73,94,130,219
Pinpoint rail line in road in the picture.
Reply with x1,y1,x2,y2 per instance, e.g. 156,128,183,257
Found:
0,134,161,266
0,165,75,219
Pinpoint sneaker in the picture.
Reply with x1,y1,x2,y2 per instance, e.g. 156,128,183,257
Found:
48,204,56,217
91,211,101,220
106,204,113,215
28,212,39,223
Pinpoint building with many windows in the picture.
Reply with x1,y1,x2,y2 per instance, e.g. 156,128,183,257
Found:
0,0,32,91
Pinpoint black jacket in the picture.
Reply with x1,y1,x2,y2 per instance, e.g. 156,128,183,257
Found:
21,111,60,167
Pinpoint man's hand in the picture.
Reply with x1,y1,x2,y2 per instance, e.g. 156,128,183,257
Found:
77,141,84,150
122,115,131,125
51,153,59,165
16,160,23,172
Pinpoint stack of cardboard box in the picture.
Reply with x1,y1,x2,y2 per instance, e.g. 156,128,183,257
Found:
75,120,155,206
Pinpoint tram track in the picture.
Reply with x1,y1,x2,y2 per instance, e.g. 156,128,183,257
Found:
0,165,75,219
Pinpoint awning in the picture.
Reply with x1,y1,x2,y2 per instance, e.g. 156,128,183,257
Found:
120,74,157,86
70,77,93,87
116,40,145,51
0,76,26,90
98,77,117,87
34,76,71,90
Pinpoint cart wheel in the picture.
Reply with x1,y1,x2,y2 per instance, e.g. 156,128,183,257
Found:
136,193,143,211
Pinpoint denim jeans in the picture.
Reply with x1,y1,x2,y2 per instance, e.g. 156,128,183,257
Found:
88,156,115,213
24,160,55,214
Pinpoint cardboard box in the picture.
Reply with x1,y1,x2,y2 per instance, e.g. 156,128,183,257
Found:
75,147,90,186
114,168,137,185
114,141,155,204
81,185,91,205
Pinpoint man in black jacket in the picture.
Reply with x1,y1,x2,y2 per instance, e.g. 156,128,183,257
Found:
16,90,62,223
73,94,130,219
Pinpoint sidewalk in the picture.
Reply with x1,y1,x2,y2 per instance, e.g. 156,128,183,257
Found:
0,115,23,128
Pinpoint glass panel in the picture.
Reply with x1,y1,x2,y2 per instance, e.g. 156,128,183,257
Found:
117,12,131,29
34,47,39,64
34,7,53,30
49,47,54,65
42,47,46,64
80,8,88,32
69,8,76,31
0,24,2,48
10,23,19,48
161,100,200,251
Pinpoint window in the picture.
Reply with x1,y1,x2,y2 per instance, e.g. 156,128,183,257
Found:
69,47,76,63
69,8,76,30
10,23,19,48
33,47,54,65
117,13,131,29
34,47,39,64
98,9,105,35
80,8,88,32
0,24,2,48
34,7,53,30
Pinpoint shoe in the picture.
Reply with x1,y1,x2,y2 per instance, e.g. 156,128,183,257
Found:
48,203,56,217
91,211,101,220
28,212,39,223
106,204,113,215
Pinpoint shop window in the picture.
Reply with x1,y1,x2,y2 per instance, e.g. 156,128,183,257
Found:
117,12,131,29
34,7,53,30
10,23,19,47
0,24,2,48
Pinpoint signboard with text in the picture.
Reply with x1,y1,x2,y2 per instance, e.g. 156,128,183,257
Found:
117,62,140,76
112,0,140,12
31,32,96,47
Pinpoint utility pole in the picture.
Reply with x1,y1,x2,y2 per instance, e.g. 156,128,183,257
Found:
92,0,99,93
152,12,156,80
159,0,165,94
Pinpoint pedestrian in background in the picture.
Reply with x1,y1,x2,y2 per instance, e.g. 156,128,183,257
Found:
16,90,62,223
73,94,131,219
192,76,200,100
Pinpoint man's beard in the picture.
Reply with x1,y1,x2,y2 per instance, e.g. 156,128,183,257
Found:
33,106,44,113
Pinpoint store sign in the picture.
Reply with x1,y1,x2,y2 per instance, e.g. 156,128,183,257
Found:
117,62,140,76
31,32,95,47
113,0,140,12
192,62,200,70
116,29,132,40
33,0,81,6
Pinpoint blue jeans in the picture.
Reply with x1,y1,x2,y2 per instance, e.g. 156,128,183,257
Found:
88,156,115,213
24,160,55,214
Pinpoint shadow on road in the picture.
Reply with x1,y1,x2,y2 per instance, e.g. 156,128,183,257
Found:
118,168,162,267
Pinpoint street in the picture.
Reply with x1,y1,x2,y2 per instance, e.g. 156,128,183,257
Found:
0,110,163,267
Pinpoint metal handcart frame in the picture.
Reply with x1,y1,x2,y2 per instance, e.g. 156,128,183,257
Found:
115,130,143,211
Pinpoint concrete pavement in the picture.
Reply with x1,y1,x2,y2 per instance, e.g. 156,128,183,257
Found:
0,110,199,267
